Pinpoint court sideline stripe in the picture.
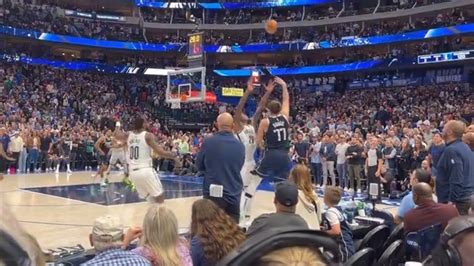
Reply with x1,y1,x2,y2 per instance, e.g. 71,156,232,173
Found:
17,220,191,232
20,189,106,207
7,203,89,207
17,220,92,227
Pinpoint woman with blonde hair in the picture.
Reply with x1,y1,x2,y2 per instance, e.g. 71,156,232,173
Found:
289,164,323,230
190,199,245,266
258,246,327,266
124,205,192,266
412,138,428,169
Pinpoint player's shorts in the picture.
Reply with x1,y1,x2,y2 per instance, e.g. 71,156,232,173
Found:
98,154,110,165
129,167,164,200
0,158,6,173
253,149,291,182
241,161,258,184
109,151,126,165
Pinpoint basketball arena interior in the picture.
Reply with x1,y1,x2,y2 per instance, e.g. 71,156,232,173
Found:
0,0,473,265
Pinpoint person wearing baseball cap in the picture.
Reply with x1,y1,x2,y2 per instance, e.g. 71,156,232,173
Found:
82,215,150,266
246,181,309,238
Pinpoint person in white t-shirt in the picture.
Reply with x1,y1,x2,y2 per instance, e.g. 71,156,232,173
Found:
309,137,322,186
335,136,350,190
328,118,336,132
309,124,321,138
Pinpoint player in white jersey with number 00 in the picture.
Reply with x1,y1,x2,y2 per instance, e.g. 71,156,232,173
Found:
234,76,276,226
114,117,178,203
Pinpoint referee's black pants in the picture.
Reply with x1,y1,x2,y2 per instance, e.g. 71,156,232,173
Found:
205,195,240,223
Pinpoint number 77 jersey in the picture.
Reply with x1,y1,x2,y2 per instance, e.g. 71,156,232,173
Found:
265,115,290,150
127,131,153,168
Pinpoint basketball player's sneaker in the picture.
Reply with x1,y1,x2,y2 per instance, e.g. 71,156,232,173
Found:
238,219,252,231
123,177,136,192
100,178,109,187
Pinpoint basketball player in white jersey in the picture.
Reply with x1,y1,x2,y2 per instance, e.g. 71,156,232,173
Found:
235,77,276,225
106,137,128,176
114,117,178,203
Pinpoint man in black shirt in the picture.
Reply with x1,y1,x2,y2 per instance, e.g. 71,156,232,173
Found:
346,137,364,192
374,106,390,126
253,77,291,182
69,134,79,171
39,130,52,172
294,132,310,162
76,135,87,171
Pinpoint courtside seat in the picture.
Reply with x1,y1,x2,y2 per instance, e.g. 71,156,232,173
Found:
356,225,390,258
382,223,404,252
352,224,377,240
344,248,375,266
377,240,405,266
371,210,395,229
405,223,443,261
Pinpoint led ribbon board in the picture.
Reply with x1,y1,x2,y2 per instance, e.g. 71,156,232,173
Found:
0,54,466,77
417,50,474,64
135,0,337,9
1,24,473,52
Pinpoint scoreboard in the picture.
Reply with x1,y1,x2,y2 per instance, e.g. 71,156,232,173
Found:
188,32,203,61
417,50,474,64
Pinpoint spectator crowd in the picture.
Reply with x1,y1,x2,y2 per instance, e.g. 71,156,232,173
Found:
0,59,472,179
0,59,472,265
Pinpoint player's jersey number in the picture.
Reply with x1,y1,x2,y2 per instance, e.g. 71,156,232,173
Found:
129,146,139,160
273,128,287,142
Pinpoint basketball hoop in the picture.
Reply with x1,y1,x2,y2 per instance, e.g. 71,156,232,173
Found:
180,94,189,102
165,67,206,104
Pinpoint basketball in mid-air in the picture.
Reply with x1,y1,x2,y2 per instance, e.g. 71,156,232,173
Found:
265,19,278,34
180,94,188,102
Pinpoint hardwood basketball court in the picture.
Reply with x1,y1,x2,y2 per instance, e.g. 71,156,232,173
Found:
0,171,398,250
